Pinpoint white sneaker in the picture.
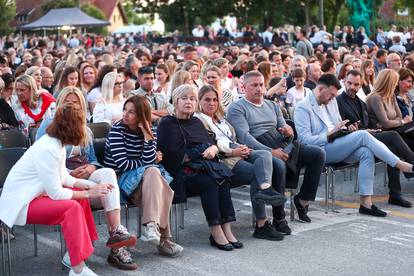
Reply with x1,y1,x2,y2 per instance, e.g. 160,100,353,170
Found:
140,222,160,245
62,252,71,269
68,265,98,276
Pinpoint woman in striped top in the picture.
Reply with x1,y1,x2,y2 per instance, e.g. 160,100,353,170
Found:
104,95,183,257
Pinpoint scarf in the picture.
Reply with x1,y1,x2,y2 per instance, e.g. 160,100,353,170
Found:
21,92,55,123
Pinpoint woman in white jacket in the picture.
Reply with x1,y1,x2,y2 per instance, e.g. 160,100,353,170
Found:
0,103,131,276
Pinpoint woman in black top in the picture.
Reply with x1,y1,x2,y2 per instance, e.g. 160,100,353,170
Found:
157,84,242,251
0,98,18,130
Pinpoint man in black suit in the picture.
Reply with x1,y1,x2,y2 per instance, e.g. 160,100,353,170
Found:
337,70,414,207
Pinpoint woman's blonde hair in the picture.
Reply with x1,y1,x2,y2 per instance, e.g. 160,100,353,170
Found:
197,85,225,121
15,74,38,104
101,72,121,104
56,86,87,115
170,70,192,96
370,69,399,103
172,84,198,107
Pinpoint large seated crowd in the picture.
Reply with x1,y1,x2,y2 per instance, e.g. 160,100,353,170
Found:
1,23,414,275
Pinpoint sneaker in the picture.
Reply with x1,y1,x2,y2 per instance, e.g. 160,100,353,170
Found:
62,252,71,269
140,222,161,245
106,225,137,249
157,239,183,257
107,247,138,271
253,221,284,241
293,195,311,223
68,265,98,276
359,204,387,217
273,219,291,235
253,187,287,206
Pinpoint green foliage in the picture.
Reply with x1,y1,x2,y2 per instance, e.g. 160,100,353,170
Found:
80,4,107,34
0,0,15,34
41,0,76,13
123,0,148,25
395,0,414,18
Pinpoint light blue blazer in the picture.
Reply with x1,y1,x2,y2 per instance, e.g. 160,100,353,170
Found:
294,92,342,147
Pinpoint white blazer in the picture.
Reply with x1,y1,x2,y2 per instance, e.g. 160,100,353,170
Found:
0,135,79,228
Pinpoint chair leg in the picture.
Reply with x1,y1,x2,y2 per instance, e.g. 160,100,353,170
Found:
174,205,179,242
33,225,38,257
6,227,10,276
179,203,185,230
324,168,330,214
59,227,66,270
331,169,336,212
1,222,6,276
290,189,295,221
138,207,142,237
383,163,387,187
125,207,129,230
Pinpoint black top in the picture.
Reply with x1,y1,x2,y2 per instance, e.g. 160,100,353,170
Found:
0,99,18,130
336,91,371,129
304,79,317,90
157,115,216,203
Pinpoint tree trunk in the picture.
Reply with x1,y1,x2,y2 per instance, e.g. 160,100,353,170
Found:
305,0,310,29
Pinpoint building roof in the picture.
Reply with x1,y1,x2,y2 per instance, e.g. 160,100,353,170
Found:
18,7,110,30
81,0,128,24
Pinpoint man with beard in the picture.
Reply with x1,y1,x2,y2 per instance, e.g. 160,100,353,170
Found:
336,70,414,208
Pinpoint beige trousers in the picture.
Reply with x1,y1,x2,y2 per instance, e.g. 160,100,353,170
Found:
131,167,174,238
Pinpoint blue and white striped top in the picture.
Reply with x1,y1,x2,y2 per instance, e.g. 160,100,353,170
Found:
104,120,157,174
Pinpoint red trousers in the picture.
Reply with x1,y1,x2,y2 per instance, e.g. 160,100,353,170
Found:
26,196,98,266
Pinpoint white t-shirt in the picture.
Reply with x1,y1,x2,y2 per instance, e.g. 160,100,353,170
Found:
318,104,336,132
87,87,102,104
286,86,311,107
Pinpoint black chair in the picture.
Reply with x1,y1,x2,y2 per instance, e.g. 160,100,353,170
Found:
93,138,106,165
87,122,111,139
0,130,28,149
0,148,26,276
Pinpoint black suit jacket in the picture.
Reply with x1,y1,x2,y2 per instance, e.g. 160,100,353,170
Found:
336,91,371,129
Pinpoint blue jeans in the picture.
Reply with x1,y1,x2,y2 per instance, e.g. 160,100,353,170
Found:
324,130,399,195
231,150,273,220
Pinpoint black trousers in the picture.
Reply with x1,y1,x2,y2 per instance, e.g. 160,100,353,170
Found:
272,144,326,220
184,173,236,226
373,130,414,195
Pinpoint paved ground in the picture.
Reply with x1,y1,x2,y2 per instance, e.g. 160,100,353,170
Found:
3,164,414,276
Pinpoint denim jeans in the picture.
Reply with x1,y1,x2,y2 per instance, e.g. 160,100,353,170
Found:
231,150,273,220
324,130,399,196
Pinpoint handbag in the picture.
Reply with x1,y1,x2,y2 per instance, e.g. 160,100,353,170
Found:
66,155,88,170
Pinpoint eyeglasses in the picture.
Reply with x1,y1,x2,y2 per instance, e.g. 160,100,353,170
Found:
114,82,123,86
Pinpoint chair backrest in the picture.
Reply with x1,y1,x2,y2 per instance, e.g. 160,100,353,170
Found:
0,148,26,188
87,122,111,139
93,138,106,165
0,130,28,149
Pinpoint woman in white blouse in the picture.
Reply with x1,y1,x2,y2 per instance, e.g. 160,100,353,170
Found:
93,72,125,124
195,85,286,237
0,103,120,276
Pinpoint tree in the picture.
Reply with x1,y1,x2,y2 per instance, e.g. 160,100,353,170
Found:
80,4,107,34
123,0,148,25
0,0,15,34
42,0,76,13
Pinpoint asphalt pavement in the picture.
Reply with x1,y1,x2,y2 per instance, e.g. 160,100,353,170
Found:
3,164,414,276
